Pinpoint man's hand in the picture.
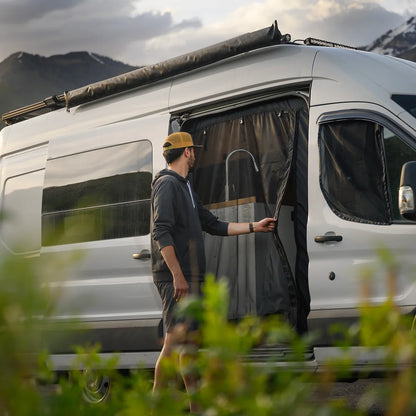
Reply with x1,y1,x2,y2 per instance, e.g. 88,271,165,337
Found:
160,245,189,301
254,217,277,233
227,218,277,236
173,272,189,301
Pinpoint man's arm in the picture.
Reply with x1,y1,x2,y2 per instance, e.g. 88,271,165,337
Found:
160,245,189,301
227,217,276,236
153,178,188,300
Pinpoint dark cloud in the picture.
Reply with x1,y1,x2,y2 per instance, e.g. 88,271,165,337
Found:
0,0,202,64
0,0,84,23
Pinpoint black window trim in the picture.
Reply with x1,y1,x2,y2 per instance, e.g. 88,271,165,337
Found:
318,109,416,151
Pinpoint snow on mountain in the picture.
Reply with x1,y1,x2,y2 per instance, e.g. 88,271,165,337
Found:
365,16,416,61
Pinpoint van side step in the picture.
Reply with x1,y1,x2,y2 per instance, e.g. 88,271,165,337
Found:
251,346,404,375
244,345,314,362
49,351,160,372
49,346,401,374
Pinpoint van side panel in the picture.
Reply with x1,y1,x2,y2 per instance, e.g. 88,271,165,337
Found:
40,114,169,353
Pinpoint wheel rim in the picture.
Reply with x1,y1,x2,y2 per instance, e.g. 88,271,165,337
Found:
82,369,111,403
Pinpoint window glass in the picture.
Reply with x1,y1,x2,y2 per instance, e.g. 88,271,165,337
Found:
319,120,390,224
391,95,416,119
42,140,152,245
2,170,44,251
383,128,416,221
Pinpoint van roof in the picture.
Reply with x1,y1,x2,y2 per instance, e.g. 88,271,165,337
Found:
1,21,359,127
2,22,415,127
310,46,416,107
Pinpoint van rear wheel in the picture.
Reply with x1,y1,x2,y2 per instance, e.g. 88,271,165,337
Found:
81,369,111,403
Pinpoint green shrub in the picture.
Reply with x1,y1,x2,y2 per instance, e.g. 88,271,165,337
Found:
1,247,416,415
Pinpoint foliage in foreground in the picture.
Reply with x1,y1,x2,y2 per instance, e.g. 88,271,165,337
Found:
0,248,416,415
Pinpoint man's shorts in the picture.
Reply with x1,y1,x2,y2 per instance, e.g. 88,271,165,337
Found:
154,280,201,333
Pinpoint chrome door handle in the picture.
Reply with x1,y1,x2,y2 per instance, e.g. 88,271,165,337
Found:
133,249,151,260
314,235,343,243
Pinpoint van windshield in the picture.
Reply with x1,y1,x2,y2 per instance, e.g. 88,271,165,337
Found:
392,94,416,119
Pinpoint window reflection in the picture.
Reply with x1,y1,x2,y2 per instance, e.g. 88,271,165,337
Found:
383,128,416,221
42,140,152,245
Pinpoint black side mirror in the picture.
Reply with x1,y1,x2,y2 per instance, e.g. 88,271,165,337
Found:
399,161,416,221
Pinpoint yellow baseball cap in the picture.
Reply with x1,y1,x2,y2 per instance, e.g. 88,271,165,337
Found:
163,132,202,150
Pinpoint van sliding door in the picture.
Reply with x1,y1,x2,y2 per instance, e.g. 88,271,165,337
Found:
180,96,309,332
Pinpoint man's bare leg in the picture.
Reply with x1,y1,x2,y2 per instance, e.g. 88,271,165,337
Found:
153,328,200,413
153,331,177,392
179,342,200,414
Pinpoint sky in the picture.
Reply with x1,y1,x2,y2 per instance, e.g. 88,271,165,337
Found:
0,0,415,66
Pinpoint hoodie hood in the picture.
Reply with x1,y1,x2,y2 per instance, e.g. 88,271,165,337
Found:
152,168,186,186
152,168,187,187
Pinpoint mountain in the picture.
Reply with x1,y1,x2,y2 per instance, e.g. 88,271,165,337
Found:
0,51,138,127
364,16,416,61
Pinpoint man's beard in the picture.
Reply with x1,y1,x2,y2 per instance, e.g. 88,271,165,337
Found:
188,155,195,170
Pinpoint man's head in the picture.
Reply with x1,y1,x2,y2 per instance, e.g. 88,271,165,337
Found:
163,132,201,167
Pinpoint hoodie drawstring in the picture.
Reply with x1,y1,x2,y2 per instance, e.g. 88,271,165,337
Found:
186,180,196,208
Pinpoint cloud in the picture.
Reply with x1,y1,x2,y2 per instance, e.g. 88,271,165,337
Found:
0,0,409,66
307,4,405,46
0,0,201,64
133,0,406,65
207,0,405,45
0,0,84,23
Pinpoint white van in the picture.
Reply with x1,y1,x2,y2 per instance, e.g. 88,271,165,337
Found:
1,21,416,374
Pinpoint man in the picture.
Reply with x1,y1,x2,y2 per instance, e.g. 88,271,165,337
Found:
151,131,276,401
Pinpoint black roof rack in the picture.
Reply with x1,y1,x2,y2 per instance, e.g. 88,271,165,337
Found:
2,20,290,126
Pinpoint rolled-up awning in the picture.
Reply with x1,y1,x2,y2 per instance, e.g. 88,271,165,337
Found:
2,21,289,125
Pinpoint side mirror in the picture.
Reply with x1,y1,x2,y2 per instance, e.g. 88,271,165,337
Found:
399,161,416,221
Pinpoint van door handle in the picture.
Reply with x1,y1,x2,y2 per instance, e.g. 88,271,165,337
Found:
133,249,151,260
314,235,343,243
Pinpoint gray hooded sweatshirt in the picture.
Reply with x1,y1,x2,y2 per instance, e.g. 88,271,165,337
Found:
151,169,228,282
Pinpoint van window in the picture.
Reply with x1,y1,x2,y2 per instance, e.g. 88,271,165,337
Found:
319,120,391,224
2,170,44,252
42,140,152,245
320,119,416,225
391,95,416,119
383,127,416,221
